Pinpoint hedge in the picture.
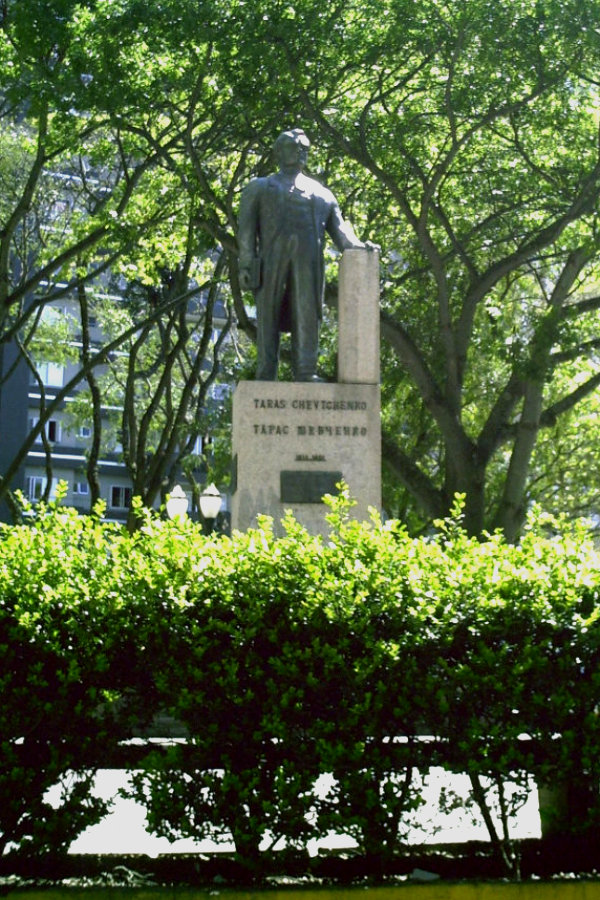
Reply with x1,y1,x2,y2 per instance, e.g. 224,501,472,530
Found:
1,488,599,878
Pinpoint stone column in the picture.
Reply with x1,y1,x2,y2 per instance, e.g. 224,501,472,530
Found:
338,248,380,385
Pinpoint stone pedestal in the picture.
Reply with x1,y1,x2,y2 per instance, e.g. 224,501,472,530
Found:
231,381,381,535
231,248,381,536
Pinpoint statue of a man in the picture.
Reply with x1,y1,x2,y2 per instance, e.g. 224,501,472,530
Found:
238,128,374,381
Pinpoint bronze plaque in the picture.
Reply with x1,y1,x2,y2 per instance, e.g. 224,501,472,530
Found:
280,470,342,504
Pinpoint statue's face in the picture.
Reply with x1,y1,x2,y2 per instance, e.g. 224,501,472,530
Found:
278,136,309,171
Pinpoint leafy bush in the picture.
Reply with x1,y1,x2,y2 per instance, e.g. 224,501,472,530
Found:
0,495,137,855
1,490,600,875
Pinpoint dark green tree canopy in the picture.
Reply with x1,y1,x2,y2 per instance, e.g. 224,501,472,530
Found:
2,0,600,537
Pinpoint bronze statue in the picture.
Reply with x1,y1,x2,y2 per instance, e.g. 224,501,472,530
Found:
238,128,375,381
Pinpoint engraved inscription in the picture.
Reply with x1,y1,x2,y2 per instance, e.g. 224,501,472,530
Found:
254,398,287,409
251,397,368,413
253,424,289,435
298,425,367,437
291,399,367,410
249,395,370,440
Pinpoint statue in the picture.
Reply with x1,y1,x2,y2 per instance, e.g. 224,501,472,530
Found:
238,128,376,382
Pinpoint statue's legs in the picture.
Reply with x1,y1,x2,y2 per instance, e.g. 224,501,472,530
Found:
256,231,320,381
289,243,320,381
255,292,280,381
255,247,288,380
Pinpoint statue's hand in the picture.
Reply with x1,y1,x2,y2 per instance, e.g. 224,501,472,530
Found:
239,267,253,291
349,239,381,252
239,257,261,291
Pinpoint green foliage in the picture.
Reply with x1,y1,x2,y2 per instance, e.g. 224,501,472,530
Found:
0,496,137,855
4,0,600,537
194,0,600,537
2,492,600,875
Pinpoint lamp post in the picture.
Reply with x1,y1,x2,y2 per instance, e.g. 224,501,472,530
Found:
165,484,189,521
199,482,222,534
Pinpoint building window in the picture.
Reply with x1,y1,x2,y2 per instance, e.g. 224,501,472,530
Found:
25,476,59,501
79,425,92,439
110,486,132,509
191,434,203,456
47,419,61,442
36,362,64,387
30,418,61,443
26,476,45,500
41,305,66,324
73,482,89,495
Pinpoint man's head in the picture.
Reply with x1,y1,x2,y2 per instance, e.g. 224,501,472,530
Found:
274,128,310,171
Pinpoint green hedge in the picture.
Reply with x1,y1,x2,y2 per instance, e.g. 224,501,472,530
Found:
1,490,599,876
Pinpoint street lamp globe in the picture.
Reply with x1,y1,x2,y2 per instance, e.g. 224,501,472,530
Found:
199,483,222,528
166,484,189,520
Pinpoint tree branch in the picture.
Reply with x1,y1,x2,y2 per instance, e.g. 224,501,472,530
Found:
476,371,525,462
0,104,48,308
458,165,600,351
561,293,600,320
381,430,445,521
381,309,474,461
540,372,600,427
77,279,102,508
550,337,600,366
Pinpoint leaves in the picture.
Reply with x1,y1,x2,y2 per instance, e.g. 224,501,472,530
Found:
2,492,600,867
3,0,600,535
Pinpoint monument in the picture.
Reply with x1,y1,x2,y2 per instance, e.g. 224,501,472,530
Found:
232,128,381,535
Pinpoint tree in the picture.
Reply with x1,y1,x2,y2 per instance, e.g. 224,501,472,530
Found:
90,255,233,527
4,0,600,538
0,0,240,515
200,0,600,539
0,2,165,334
